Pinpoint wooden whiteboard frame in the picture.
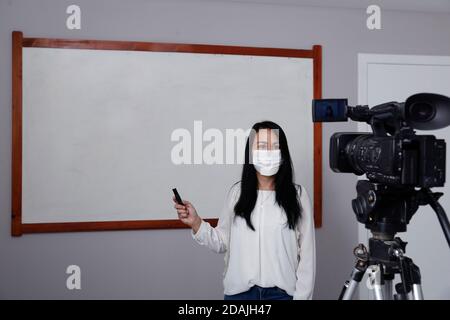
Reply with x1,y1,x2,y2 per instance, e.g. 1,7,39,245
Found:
11,31,322,236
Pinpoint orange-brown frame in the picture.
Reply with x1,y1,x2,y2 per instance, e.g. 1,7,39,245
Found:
11,31,322,236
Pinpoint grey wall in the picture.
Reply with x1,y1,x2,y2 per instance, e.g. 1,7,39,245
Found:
1,0,450,299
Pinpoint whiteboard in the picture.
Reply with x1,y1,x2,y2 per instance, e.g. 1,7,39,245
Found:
21,46,314,225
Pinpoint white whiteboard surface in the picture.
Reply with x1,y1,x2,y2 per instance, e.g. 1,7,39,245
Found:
22,47,314,224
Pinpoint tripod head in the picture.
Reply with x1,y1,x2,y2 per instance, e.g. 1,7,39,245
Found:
339,179,450,300
352,180,450,246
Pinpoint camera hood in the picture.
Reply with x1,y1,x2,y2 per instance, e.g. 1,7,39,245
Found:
404,93,450,130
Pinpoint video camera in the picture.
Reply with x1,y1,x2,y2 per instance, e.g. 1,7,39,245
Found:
313,94,450,188
312,93,450,241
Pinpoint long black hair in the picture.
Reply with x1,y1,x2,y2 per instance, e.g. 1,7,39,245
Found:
233,121,302,231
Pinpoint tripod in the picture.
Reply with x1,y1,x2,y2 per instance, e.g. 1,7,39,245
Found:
339,237,423,300
339,181,450,300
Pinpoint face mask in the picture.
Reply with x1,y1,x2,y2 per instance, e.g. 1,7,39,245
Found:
252,149,282,176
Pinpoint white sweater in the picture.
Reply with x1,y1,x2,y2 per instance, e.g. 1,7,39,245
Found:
191,184,316,300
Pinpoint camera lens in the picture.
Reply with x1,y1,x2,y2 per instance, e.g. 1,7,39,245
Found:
409,101,435,122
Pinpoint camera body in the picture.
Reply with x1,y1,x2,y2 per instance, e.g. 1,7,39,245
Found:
313,93,450,235
330,131,446,188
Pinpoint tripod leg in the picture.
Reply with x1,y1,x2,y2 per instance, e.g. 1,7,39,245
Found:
412,284,424,300
410,262,423,300
391,247,424,300
339,244,369,300
367,265,385,300
382,270,394,300
383,279,393,300
339,267,365,300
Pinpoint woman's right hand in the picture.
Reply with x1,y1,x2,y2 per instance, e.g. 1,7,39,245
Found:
173,197,202,232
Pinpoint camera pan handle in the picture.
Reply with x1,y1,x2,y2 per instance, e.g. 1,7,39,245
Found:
424,188,450,249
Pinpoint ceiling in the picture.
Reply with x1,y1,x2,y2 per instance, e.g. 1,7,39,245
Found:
209,0,450,14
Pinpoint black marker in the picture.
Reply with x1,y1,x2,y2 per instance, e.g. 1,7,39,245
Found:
172,188,184,205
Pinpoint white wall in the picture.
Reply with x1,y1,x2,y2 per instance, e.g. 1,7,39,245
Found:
1,0,450,299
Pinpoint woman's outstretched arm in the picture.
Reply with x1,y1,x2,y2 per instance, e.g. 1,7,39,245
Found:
174,185,238,254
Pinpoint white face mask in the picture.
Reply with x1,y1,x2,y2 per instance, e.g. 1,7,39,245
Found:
252,149,282,176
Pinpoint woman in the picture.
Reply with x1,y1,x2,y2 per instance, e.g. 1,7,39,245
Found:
173,121,315,300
